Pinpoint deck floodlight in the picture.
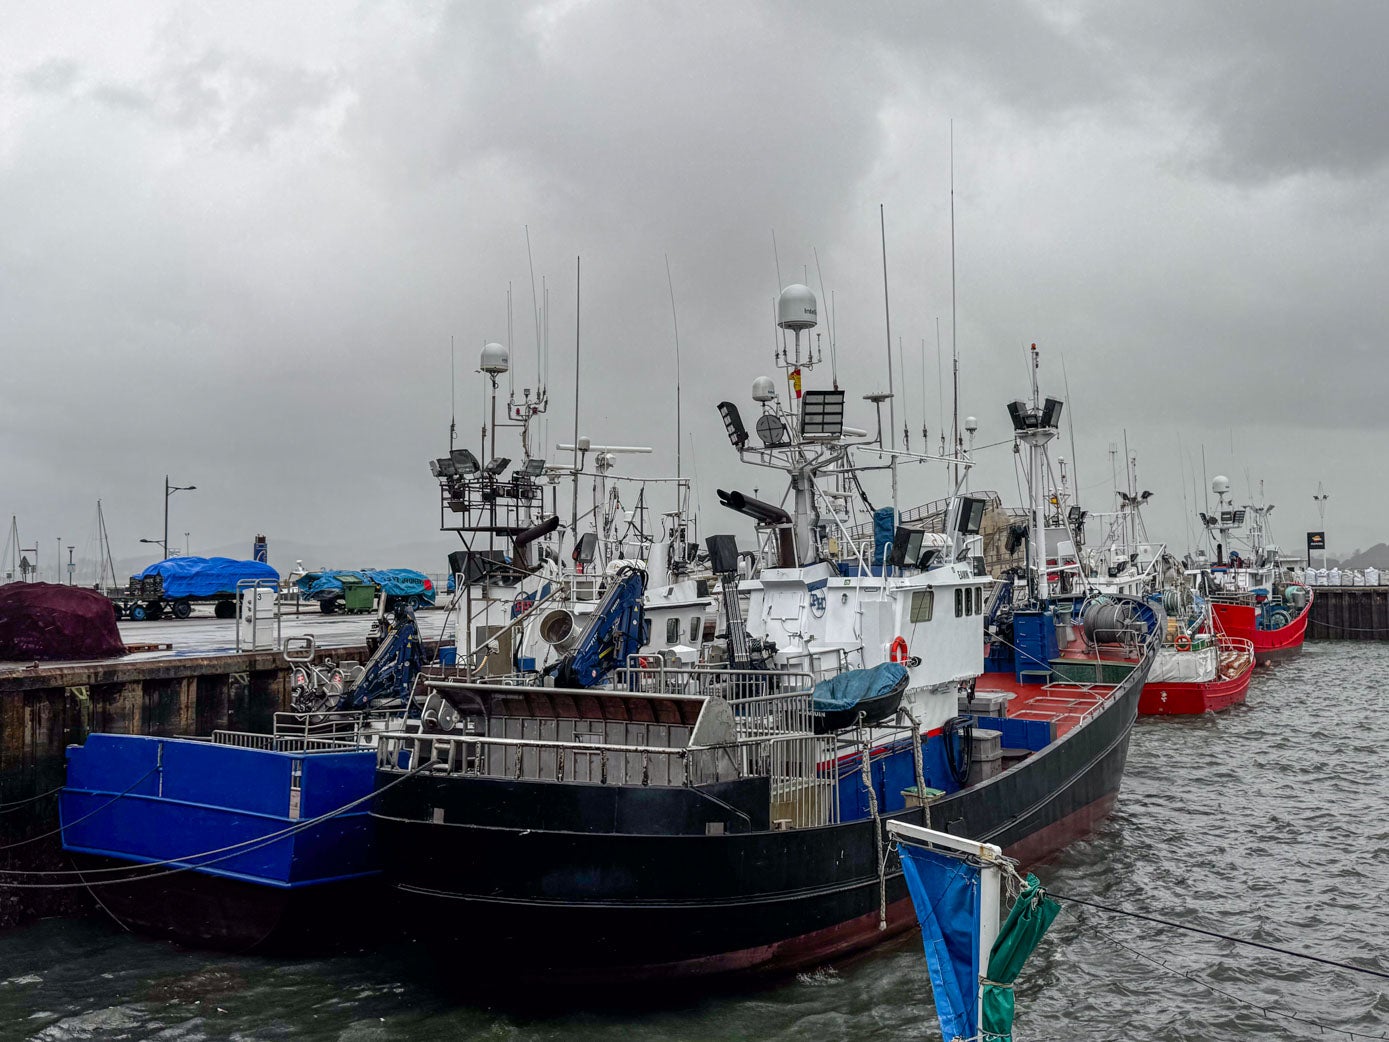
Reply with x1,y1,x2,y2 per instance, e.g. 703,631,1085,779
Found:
1199,512,1212,526
429,459,441,477
799,389,845,437
572,531,598,564
1232,509,1247,525
956,496,987,535
1007,400,1030,431
705,534,740,575
718,401,749,448
1040,397,1064,429
437,457,459,478
890,527,926,568
484,456,512,477
521,458,546,477
451,448,481,475
1067,505,1087,528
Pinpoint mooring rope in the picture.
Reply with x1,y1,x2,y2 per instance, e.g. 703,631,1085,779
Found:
1083,909,1389,1041
1054,891,1389,983
0,758,438,888
0,767,157,852
0,784,64,813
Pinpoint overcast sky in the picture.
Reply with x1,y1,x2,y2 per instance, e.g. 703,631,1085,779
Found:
3,1,1386,579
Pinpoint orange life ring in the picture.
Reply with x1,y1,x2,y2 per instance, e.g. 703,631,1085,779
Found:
1174,635,1192,652
890,636,909,664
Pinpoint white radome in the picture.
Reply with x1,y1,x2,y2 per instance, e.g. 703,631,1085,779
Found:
776,284,818,332
1211,475,1231,495
480,342,510,375
751,376,777,402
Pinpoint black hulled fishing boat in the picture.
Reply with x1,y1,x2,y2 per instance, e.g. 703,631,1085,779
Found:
370,292,1161,983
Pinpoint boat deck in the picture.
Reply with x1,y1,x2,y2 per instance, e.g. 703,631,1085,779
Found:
976,637,1139,738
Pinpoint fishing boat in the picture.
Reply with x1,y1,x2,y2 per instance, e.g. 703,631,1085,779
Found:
368,296,1161,983
58,608,427,952
1135,590,1255,715
1191,478,1313,664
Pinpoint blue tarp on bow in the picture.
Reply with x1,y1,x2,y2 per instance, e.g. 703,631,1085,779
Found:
812,662,908,712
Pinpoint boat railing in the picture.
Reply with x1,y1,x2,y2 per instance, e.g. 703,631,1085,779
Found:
1216,635,1257,659
375,728,840,826
615,660,814,703
421,665,540,686
209,729,362,754
271,708,407,745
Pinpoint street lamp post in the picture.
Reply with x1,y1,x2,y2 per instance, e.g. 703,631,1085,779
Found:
164,476,196,560
140,537,167,557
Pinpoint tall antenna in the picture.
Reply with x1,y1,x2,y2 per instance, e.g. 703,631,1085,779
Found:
526,225,542,394
880,204,899,517
449,334,456,449
879,205,896,450
813,248,838,389
936,317,946,456
1201,445,1211,515
949,120,960,486
665,253,682,492
898,336,909,451
571,256,582,547
919,336,929,447
831,290,839,389
1061,355,1080,508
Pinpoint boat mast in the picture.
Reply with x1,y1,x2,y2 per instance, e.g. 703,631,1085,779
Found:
1009,344,1062,605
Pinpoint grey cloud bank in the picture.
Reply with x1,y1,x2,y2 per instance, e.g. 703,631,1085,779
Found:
3,1,1385,577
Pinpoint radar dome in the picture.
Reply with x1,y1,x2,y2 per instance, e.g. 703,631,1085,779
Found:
480,342,509,375
1211,475,1231,495
965,415,978,433
751,376,777,402
776,284,818,332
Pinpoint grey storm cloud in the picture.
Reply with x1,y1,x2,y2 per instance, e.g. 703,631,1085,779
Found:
3,0,1388,578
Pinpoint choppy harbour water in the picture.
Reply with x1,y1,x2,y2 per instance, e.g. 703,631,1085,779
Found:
4,642,1388,1041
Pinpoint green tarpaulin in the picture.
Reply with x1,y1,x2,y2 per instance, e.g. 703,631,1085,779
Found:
981,873,1061,1041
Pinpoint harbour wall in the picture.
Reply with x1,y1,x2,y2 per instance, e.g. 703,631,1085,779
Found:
0,645,373,928
1306,586,1389,641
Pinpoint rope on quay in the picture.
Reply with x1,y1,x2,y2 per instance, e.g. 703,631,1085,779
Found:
0,758,438,889
1054,891,1389,982
1083,911,1389,1041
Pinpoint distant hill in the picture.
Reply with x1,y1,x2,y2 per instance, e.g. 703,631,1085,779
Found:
1327,543,1389,569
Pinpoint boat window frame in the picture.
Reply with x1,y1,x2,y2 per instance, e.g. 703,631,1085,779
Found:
910,589,934,623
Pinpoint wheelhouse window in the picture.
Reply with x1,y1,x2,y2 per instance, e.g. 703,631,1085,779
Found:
910,590,934,623
666,618,681,643
689,616,701,642
955,588,964,617
975,587,984,614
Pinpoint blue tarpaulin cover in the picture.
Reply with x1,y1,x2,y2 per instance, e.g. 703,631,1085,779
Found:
897,841,981,1042
812,662,908,712
135,557,279,598
873,506,897,565
296,569,435,604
